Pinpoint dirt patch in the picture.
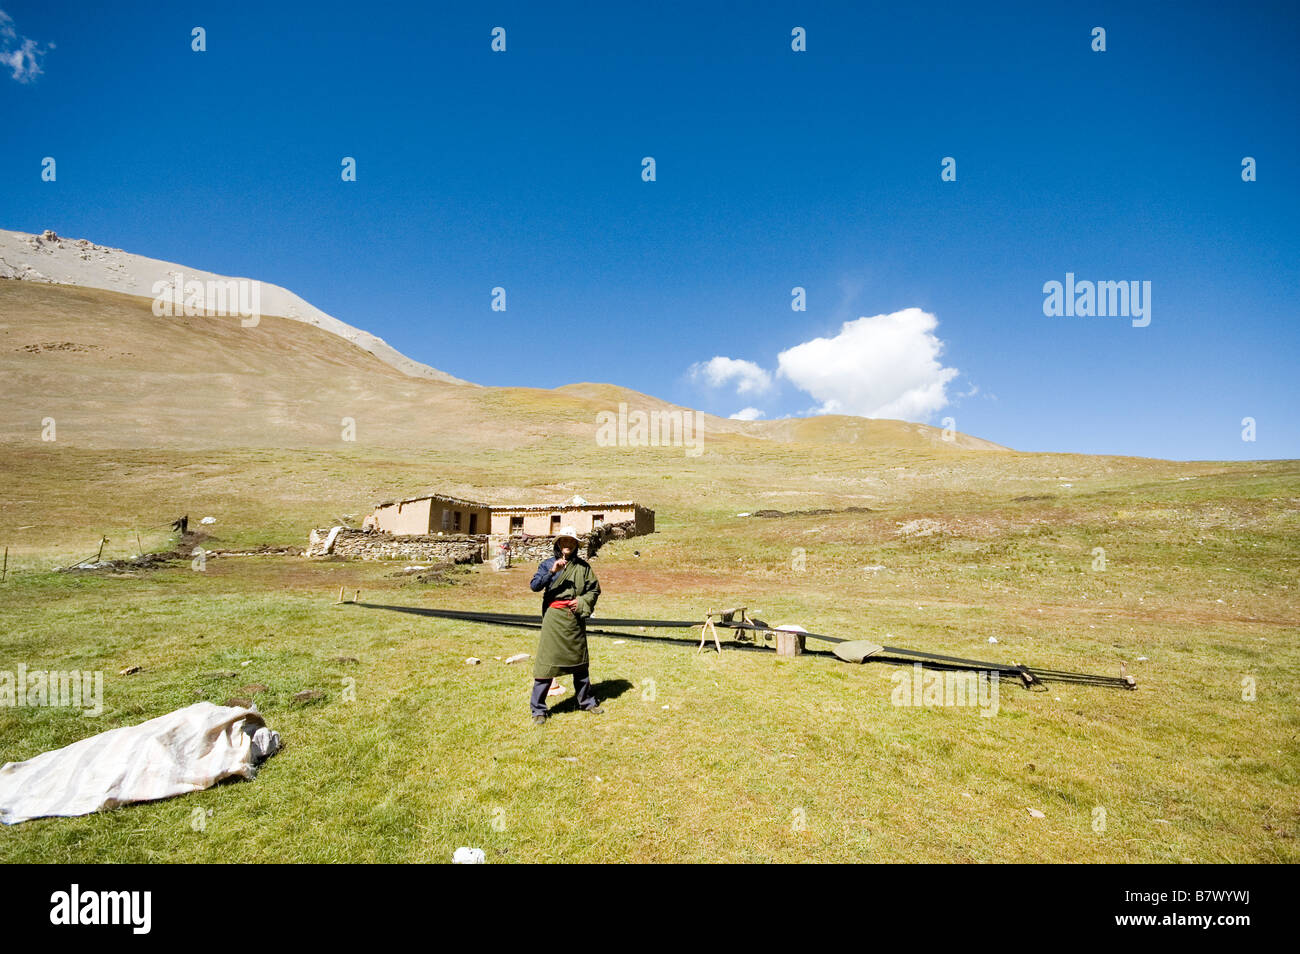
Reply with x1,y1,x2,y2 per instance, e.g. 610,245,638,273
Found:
395,562,471,585
896,518,947,538
595,564,739,597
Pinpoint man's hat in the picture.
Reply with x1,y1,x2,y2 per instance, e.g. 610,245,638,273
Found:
555,525,580,549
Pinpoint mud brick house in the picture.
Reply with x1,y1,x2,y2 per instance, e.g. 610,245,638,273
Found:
364,493,492,536
360,492,654,550
488,496,655,537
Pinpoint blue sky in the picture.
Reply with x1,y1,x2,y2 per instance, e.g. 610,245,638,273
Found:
2,1,1296,461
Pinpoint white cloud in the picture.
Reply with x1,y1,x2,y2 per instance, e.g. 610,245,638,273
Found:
729,407,765,421
0,11,52,84
689,355,773,396
776,308,958,420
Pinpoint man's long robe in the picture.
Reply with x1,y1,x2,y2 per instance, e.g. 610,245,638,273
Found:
529,549,601,679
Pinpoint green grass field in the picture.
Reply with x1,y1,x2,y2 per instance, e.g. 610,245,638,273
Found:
0,444,1296,862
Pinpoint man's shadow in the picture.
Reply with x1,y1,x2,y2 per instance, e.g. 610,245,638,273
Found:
545,678,635,714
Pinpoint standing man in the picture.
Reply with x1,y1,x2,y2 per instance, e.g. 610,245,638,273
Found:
528,525,603,724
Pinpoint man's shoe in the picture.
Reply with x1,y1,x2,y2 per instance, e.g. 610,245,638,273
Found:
532,714,547,725
583,705,605,715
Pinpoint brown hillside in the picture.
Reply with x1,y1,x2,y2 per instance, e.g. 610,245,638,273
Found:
0,281,1008,455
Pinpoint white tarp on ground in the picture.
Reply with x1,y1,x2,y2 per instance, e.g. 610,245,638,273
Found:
0,702,281,825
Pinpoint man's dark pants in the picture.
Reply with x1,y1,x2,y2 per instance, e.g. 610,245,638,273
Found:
531,665,598,716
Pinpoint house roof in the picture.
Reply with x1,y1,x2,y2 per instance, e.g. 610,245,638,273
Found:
372,492,651,514
489,501,648,514
374,492,491,509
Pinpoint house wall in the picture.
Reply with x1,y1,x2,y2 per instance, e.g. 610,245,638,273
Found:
489,511,544,536
373,499,492,536
489,505,642,536
373,498,432,535
429,501,492,535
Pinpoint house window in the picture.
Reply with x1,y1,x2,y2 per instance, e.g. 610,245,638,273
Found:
441,509,451,531
469,513,477,534
453,510,462,531
550,514,561,534
592,514,604,529
510,516,524,533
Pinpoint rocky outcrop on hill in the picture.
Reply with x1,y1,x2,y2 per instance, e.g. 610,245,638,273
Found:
0,227,473,385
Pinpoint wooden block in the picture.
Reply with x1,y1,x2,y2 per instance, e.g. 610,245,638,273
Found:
775,628,805,657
